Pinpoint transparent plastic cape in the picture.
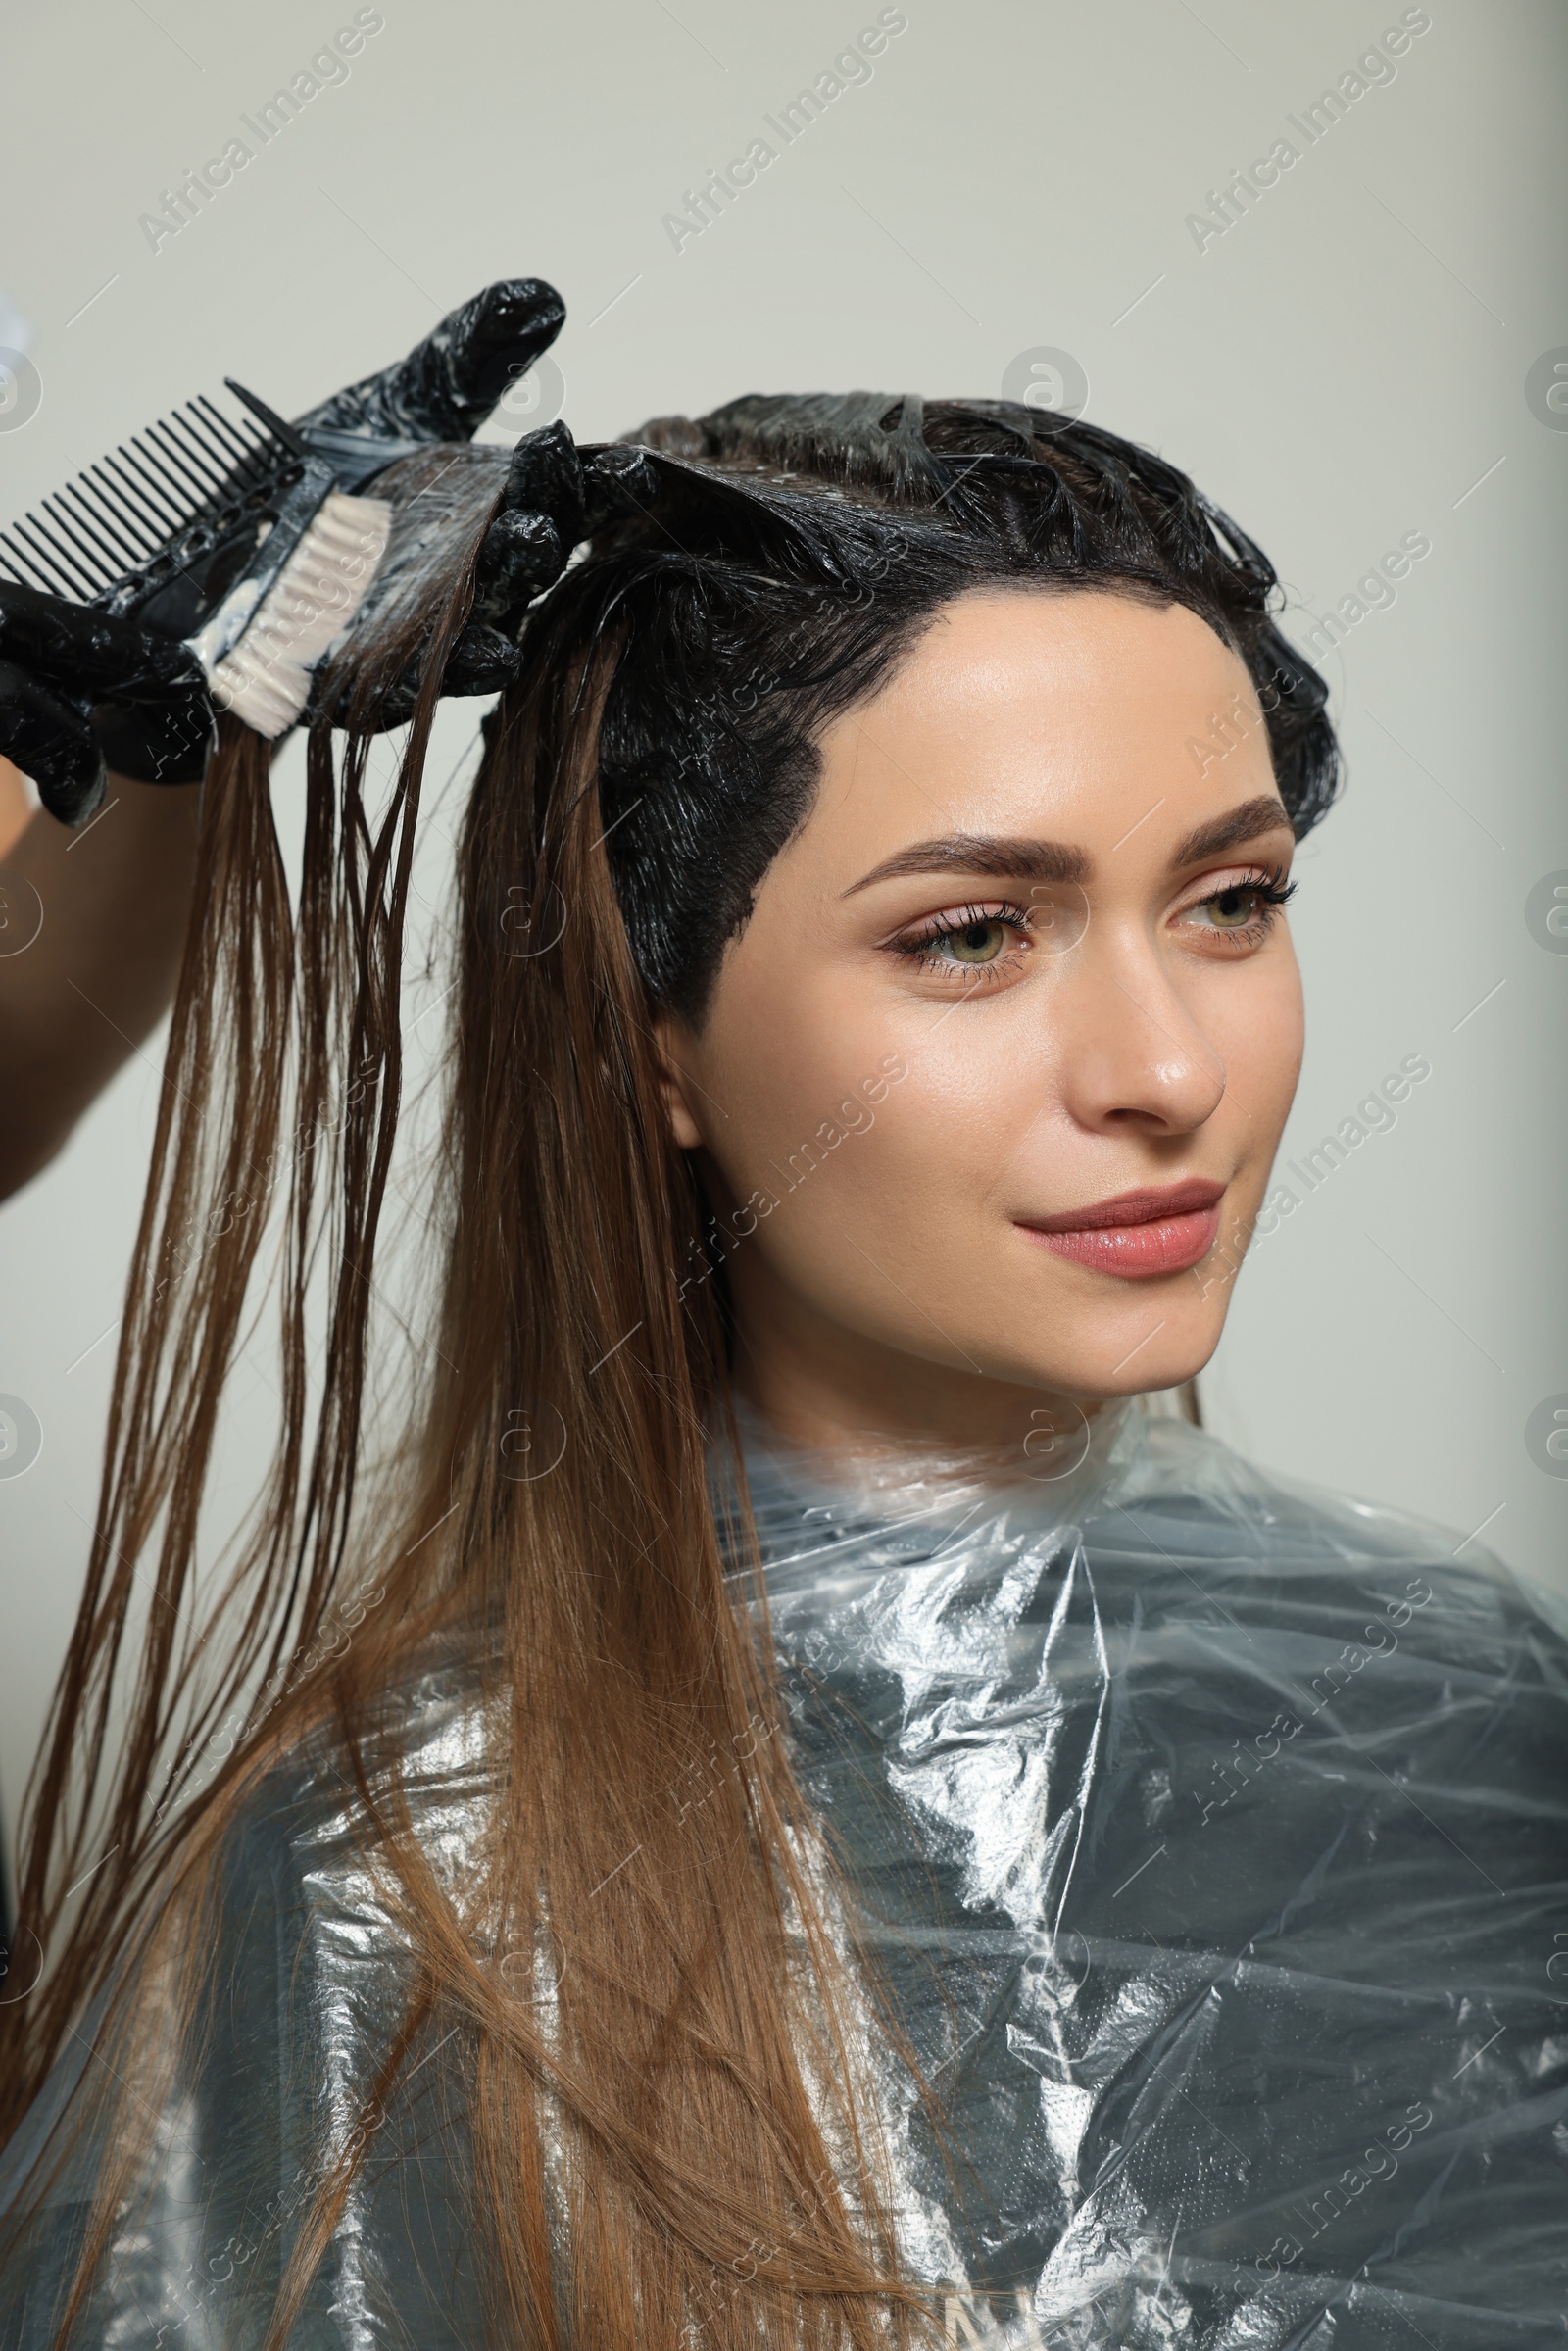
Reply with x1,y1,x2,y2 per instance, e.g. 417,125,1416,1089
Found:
3,1403,1566,2347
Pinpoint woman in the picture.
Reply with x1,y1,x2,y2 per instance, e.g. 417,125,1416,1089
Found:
0,283,1562,2349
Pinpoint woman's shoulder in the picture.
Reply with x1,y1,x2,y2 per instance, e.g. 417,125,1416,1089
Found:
0,1633,500,2346
1104,1411,1568,1660
3,1632,499,2182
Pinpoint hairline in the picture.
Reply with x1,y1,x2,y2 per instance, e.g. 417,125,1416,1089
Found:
681,571,1263,1031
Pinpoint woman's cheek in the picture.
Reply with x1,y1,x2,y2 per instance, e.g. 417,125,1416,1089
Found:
695,954,1051,1334
781,1038,1015,1284
717,1071,929,1314
1205,946,1304,1166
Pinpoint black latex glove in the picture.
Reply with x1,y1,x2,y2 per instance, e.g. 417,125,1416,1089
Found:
438,426,659,698
5,280,568,825
295,278,564,445
321,422,662,727
0,583,215,824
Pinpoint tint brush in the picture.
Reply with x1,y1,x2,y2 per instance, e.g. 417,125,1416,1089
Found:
0,379,407,736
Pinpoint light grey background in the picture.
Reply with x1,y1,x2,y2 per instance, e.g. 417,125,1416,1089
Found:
2,0,1565,1878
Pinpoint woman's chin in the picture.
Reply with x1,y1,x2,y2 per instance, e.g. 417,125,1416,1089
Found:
990,1320,1221,1405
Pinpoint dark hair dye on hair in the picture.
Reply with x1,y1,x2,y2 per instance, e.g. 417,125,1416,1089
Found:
524,393,1338,1019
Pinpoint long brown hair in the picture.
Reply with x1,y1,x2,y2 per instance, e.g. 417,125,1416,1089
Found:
1,401,1338,2347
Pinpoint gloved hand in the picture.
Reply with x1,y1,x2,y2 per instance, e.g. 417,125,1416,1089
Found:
0,583,215,824
311,420,662,727
295,277,564,445
434,424,659,698
2,279,567,826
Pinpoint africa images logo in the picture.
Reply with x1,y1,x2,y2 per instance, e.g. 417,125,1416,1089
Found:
1185,8,1433,254
662,10,908,252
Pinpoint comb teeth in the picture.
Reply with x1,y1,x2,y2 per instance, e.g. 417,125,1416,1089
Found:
0,392,291,605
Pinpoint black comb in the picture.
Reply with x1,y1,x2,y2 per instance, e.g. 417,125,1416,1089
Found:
0,389,302,619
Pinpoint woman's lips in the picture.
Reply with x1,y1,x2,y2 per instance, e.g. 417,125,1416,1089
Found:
1017,1180,1226,1280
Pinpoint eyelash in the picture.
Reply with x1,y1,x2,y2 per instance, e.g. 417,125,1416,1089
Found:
1173,864,1298,946
893,900,1036,983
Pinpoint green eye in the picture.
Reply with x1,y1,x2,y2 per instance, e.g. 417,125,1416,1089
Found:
1176,869,1296,945
1206,887,1258,929
945,919,1007,963
895,901,1034,981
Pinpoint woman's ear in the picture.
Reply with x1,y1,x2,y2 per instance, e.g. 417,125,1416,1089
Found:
652,1011,707,1151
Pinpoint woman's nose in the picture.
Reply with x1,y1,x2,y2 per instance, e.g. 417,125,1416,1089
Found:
1053,933,1228,1137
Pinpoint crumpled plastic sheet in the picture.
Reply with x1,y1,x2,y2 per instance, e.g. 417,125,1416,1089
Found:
3,1403,1566,2347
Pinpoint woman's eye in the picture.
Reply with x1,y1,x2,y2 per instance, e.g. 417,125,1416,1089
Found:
941,917,1009,965
892,906,1031,981
1202,886,1262,930
1176,875,1289,942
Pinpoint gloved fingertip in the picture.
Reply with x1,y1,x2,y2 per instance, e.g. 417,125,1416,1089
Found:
481,509,563,568
38,747,108,830
502,420,584,523
445,621,523,695
582,445,659,524
462,280,567,408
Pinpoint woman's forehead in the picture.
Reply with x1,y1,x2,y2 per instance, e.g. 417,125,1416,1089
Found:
805,590,1275,865
843,586,1250,715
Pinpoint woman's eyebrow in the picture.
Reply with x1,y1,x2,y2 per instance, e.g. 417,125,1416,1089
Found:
1168,795,1295,867
842,797,1295,900
842,833,1090,896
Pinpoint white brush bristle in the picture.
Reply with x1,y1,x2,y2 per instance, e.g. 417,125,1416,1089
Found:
204,492,392,739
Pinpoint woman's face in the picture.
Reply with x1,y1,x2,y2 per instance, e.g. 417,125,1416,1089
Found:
659,588,1304,1454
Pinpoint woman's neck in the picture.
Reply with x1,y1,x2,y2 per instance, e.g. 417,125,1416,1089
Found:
729,1319,1115,1484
